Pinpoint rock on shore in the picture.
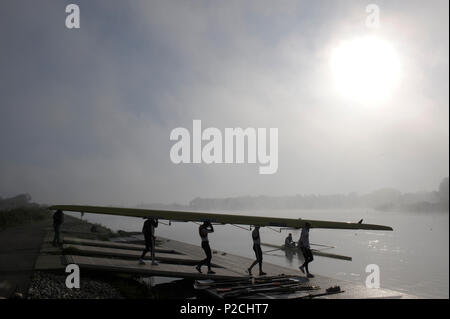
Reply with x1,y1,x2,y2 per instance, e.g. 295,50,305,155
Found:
28,271,123,299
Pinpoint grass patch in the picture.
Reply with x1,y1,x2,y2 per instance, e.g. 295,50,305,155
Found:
0,206,51,230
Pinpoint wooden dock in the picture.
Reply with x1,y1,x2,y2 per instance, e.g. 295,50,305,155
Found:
34,231,418,299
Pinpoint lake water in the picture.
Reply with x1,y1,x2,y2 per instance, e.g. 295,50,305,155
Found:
69,209,449,298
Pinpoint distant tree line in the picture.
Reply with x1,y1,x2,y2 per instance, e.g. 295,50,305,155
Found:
2,177,448,214
187,178,449,212
0,193,38,211
0,194,49,229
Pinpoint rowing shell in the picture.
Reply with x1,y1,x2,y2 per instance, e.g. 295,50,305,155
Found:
48,205,393,231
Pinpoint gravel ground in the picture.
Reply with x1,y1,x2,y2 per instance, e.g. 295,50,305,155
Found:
28,271,123,299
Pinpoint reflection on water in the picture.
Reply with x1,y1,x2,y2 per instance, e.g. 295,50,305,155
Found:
69,209,449,298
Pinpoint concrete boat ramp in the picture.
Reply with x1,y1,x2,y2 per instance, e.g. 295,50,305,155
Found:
33,232,418,299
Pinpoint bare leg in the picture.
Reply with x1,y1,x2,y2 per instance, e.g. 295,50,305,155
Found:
140,248,149,259
151,239,158,265
248,260,258,274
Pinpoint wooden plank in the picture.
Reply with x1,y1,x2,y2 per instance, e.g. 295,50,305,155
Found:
160,239,300,276
63,244,208,265
67,255,245,280
63,237,177,254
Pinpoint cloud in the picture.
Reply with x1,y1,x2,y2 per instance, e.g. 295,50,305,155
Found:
0,0,448,204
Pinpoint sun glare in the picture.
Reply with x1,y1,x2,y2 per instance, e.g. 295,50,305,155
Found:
330,36,401,103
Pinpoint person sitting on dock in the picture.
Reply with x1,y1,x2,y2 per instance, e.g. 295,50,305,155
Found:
284,233,295,248
247,226,266,276
298,222,314,278
139,217,159,265
196,221,215,274
52,209,64,247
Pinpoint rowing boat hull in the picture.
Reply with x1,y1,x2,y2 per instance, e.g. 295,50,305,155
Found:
48,204,393,231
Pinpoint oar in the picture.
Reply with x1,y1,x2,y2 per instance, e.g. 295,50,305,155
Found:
310,243,335,249
195,274,295,288
263,247,283,253
223,284,320,298
312,247,334,252
310,249,352,261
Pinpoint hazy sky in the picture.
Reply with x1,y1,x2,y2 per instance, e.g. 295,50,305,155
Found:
0,1,448,205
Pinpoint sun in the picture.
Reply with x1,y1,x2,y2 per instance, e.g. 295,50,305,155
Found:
330,36,401,103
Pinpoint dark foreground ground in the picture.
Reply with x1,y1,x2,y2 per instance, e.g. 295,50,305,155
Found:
0,213,126,298
0,219,50,297
0,212,194,299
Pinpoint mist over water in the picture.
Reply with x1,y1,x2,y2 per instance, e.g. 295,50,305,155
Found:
72,209,449,298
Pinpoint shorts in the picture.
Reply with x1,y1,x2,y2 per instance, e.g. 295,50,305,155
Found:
144,236,154,250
